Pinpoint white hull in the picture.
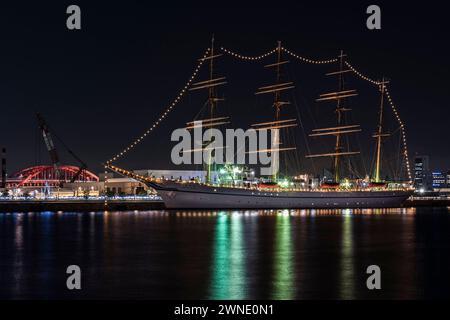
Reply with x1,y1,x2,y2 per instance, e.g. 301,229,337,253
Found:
151,182,412,209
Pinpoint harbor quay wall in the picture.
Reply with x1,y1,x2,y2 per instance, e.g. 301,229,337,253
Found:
0,199,164,213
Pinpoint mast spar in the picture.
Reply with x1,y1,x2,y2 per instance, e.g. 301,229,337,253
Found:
334,50,348,182
254,41,297,181
373,77,390,183
307,50,361,183
187,35,228,184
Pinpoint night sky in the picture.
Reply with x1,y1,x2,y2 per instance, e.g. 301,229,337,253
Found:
1,1,449,176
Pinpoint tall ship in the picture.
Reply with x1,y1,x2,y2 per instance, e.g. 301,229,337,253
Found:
107,39,413,209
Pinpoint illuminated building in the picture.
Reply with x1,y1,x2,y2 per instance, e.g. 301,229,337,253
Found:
414,155,430,191
133,169,217,183
432,171,447,190
447,170,450,187
69,177,149,196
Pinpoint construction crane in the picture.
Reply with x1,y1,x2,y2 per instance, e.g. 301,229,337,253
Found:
36,113,88,184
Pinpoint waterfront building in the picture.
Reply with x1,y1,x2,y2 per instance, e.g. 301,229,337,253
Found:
132,169,218,183
414,155,431,191
432,171,447,190
447,170,450,187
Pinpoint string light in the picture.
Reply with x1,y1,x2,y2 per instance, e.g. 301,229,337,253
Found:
342,60,412,183
281,47,338,64
220,47,277,60
106,48,211,164
105,44,411,185
384,85,413,183
106,164,153,183
220,46,337,64
345,61,381,85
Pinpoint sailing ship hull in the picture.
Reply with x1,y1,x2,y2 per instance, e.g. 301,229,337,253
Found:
151,182,412,209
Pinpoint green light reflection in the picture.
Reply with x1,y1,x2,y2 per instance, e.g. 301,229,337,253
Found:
209,212,246,299
272,212,294,299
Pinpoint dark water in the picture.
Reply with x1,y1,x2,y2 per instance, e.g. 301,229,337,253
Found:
1,207,449,300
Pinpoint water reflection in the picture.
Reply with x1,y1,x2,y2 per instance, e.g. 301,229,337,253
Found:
37,212,56,298
229,213,246,299
12,214,24,297
209,213,246,299
210,214,229,299
339,209,355,299
272,212,294,299
3,207,447,300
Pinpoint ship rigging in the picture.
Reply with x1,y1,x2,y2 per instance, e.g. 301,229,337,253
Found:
306,50,361,184
186,36,229,184
253,41,297,182
104,39,413,196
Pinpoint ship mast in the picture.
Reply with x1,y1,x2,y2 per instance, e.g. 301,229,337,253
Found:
207,36,216,183
333,50,346,182
187,36,228,184
307,50,361,184
373,77,390,183
254,41,297,181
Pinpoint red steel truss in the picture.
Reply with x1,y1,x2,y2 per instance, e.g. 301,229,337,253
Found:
7,165,99,187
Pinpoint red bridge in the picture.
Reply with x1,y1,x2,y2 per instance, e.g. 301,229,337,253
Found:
7,165,99,188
